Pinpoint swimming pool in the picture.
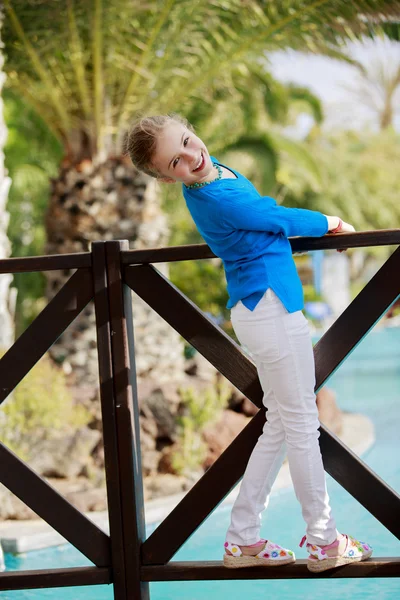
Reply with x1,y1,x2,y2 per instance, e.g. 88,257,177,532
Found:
3,326,400,599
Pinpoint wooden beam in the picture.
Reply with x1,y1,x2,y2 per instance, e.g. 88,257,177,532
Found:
0,253,91,274
313,246,400,384
0,443,110,567
125,254,400,564
0,268,93,404
105,241,150,600
92,241,129,598
141,558,400,581
0,567,111,591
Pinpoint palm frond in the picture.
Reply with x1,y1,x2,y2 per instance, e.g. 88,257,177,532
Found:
3,0,399,159
117,0,176,128
382,21,400,40
4,0,71,130
268,129,323,190
221,134,279,193
286,85,324,123
66,0,91,119
93,0,103,153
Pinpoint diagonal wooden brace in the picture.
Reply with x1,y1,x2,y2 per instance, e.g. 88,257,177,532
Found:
0,442,110,567
0,268,93,404
125,246,400,564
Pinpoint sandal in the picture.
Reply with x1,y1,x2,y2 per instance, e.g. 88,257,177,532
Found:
300,533,373,573
223,539,295,569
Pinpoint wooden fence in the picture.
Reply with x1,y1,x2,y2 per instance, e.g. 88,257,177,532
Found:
0,229,399,598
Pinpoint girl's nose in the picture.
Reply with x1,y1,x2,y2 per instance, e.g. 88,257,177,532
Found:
182,148,196,161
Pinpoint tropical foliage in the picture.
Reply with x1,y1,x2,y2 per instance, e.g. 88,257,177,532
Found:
3,0,398,160
282,127,400,233
0,353,90,460
4,90,62,333
2,0,399,334
171,381,231,476
341,28,400,130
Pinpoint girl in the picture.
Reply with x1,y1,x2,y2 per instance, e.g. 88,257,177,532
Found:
126,114,372,573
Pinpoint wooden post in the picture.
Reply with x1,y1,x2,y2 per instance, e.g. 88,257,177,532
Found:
92,241,128,599
104,240,149,600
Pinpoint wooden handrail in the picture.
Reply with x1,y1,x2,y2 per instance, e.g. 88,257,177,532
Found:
0,252,91,274
120,229,400,265
0,235,398,598
0,229,398,274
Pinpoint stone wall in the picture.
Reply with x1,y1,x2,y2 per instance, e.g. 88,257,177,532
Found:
0,344,346,520
45,159,185,394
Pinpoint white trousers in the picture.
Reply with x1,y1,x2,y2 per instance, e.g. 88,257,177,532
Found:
226,289,337,547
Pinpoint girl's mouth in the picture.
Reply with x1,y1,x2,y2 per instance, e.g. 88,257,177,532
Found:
192,153,205,172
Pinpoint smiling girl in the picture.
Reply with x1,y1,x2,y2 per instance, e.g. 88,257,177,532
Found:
125,114,372,573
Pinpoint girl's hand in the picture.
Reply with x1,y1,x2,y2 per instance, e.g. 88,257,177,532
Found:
338,220,355,234
335,219,355,252
325,216,355,252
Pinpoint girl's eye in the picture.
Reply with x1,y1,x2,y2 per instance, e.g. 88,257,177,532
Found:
172,137,189,168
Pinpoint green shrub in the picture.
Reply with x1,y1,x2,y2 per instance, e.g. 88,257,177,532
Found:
171,381,231,476
0,353,90,460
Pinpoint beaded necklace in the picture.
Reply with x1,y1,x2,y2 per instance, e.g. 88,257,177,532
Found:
185,163,223,189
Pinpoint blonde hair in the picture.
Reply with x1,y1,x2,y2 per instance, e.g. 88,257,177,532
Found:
124,114,194,177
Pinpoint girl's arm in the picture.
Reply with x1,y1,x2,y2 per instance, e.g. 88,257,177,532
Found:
221,190,355,238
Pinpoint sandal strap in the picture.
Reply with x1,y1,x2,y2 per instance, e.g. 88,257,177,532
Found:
224,541,242,557
224,539,294,561
224,539,266,556
300,534,371,561
256,540,292,560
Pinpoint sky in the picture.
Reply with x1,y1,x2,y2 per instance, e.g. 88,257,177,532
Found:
268,37,400,135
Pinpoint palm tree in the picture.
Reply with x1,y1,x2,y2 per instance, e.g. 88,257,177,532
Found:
2,0,398,392
187,63,325,193
0,7,14,355
345,32,400,130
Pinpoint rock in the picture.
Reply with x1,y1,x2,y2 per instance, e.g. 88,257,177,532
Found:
142,387,177,440
63,486,107,513
184,353,219,382
45,160,186,389
241,396,259,417
29,428,101,478
141,449,160,477
202,410,251,469
157,444,179,475
0,484,38,520
316,387,343,435
144,474,187,499
140,418,158,447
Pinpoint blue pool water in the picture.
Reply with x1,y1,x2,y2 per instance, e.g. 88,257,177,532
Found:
3,326,400,599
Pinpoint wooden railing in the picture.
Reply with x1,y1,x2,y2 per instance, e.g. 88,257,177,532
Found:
0,229,399,598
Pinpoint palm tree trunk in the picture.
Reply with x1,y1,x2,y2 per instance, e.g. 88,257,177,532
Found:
0,10,14,355
45,155,185,407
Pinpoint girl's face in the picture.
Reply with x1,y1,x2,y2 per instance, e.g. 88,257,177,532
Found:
151,121,215,186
